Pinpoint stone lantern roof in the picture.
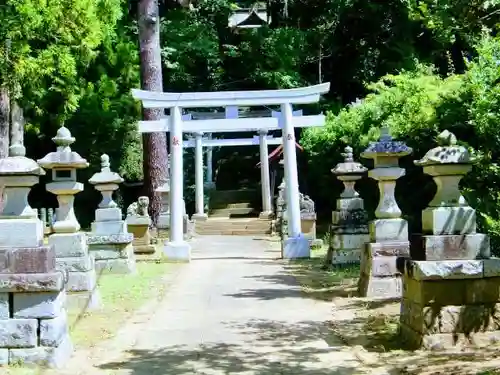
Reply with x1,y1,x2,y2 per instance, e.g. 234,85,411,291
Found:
37,126,89,169
331,146,367,176
361,126,412,160
0,144,45,176
415,130,473,167
89,154,123,185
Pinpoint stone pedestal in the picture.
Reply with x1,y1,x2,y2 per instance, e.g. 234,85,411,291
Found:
156,181,170,238
301,212,322,248
0,144,72,367
127,217,155,253
400,130,500,349
37,127,101,310
88,154,136,274
358,127,412,298
330,146,369,265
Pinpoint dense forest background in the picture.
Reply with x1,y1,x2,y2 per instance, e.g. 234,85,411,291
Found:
0,0,499,247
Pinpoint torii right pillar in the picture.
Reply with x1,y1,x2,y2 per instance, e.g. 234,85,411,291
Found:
358,127,413,298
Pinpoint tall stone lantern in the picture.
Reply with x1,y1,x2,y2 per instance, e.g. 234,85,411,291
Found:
358,126,413,298
37,126,101,309
37,126,89,233
329,146,369,265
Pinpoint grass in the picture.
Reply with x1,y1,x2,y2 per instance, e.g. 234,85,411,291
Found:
4,260,179,375
68,261,178,348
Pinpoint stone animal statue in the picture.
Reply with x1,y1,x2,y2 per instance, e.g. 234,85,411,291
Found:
299,193,315,213
126,196,150,217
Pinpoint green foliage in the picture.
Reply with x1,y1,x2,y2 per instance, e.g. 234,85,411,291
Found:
302,35,500,252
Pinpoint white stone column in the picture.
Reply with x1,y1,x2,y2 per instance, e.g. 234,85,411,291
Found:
206,133,214,188
281,103,309,258
164,106,191,261
193,132,207,221
258,130,273,219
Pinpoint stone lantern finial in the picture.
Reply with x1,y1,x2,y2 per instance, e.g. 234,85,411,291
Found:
342,146,354,162
89,154,123,209
52,126,76,152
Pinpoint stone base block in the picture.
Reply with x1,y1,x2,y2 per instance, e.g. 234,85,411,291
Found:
411,233,490,261
369,219,408,242
95,207,122,222
126,216,151,226
56,255,93,273
157,214,170,230
283,235,310,259
49,233,88,258
259,211,273,220
332,209,368,228
95,257,136,275
134,244,156,254
66,269,97,292
0,218,44,248
357,274,402,298
66,289,101,311
330,249,361,265
89,243,134,260
13,291,66,319
91,220,127,235
337,197,364,211
9,334,73,368
192,213,208,221
0,273,65,292
0,246,56,274
163,241,191,262
422,206,476,235
400,323,500,350
332,233,369,250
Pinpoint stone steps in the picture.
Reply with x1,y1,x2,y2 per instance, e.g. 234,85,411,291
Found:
195,219,272,235
209,207,256,217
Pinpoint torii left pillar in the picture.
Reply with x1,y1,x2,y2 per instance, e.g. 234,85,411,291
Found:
192,131,208,221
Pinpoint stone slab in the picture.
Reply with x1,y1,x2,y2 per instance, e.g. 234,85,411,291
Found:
91,220,128,235
66,290,101,311
357,274,402,298
163,241,191,262
332,209,368,228
401,299,500,335
0,319,37,347
369,256,400,277
411,233,490,261
482,258,500,277
330,249,361,265
400,322,500,351
369,218,408,242
422,206,476,235
0,219,44,248
331,233,369,250
4,246,56,273
49,232,88,258
89,243,134,260
95,257,137,275
406,260,484,280
133,244,156,254
95,207,122,222
336,197,364,211
56,255,93,272
87,233,133,245
9,334,73,368
0,293,8,319
40,314,68,347
366,241,410,257
126,217,151,226
13,291,66,319
0,273,64,292
66,270,97,292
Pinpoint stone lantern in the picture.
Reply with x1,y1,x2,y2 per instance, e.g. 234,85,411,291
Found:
37,126,89,233
415,130,476,235
329,146,369,265
37,126,101,309
0,144,73,367
358,126,413,298
88,154,135,274
155,180,171,238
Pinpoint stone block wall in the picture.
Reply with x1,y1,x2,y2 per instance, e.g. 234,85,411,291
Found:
400,259,500,349
0,246,72,367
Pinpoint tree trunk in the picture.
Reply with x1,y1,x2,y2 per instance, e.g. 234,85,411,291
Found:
10,101,24,147
138,0,169,226
0,87,10,158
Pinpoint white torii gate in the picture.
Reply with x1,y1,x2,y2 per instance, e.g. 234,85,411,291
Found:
133,83,330,261
183,134,283,221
